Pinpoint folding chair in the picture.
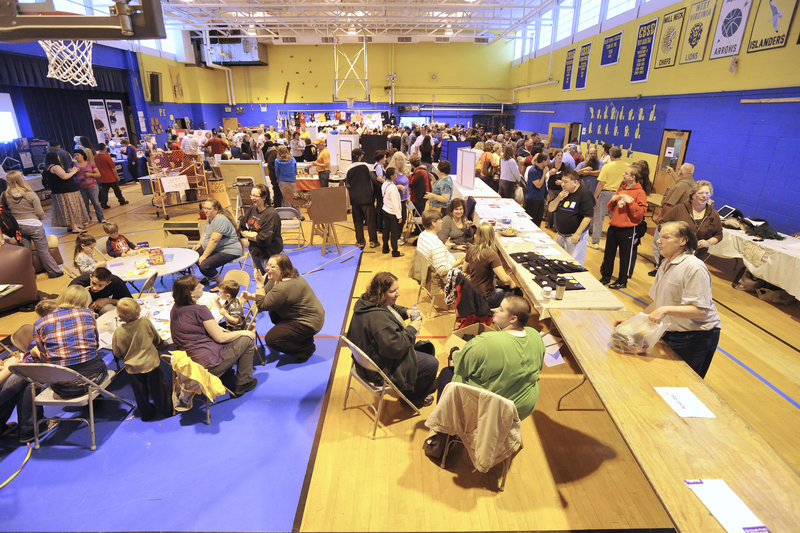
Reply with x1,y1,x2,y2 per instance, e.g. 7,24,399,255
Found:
233,239,251,269
276,207,306,251
244,305,266,365
340,335,420,439
95,236,112,260
0,324,33,358
61,263,82,279
425,382,522,492
137,270,159,298
8,363,135,451
410,251,449,318
222,268,251,291
163,233,190,248
163,221,203,245
234,177,255,219
165,351,230,425
402,198,424,242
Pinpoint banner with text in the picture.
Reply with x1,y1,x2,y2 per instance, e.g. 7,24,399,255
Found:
563,48,576,90
654,8,686,68
575,44,591,89
601,31,623,66
104,100,130,143
680,0,717,64
88,99,111,146
746,0,797,52
710,0,754,59
631,18,658,83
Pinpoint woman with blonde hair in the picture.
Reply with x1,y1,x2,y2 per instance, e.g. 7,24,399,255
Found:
3,171,64,278
31,285,108,398
464,222,517,307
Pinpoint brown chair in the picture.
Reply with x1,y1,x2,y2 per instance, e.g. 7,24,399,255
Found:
0,244,38,312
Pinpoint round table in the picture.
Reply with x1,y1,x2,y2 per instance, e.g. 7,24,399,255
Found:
105,247,200,282
96,291,222,349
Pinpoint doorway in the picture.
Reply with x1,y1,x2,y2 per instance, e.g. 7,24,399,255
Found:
653,129,690,194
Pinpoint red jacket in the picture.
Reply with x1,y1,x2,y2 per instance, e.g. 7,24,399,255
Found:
607,182,647,228
409,167,432,204
95,152,120,184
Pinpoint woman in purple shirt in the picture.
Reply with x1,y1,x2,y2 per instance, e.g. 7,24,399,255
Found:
170,275,257,396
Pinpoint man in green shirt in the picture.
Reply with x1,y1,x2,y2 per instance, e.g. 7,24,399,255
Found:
451,296,545,419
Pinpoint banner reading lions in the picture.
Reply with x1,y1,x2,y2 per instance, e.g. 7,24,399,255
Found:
747,0,797,52
680,0,717,64
710,0,754,59
654,8,686,68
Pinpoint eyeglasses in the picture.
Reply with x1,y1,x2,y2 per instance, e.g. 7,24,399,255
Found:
696,191,712,197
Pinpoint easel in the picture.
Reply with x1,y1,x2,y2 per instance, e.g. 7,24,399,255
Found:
309,187,347,256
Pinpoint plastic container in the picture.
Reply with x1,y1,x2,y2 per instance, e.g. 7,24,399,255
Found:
542,286,554,301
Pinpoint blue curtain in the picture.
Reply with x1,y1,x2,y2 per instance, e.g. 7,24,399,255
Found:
0,51,129,92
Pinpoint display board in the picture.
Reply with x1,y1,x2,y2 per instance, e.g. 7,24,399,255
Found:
457,147,480,188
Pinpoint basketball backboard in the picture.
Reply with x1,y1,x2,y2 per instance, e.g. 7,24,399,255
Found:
0,0,165,42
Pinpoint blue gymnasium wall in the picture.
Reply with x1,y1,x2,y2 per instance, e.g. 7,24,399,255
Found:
514,87,800,234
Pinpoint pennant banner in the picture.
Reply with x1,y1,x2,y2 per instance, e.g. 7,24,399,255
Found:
654,8,686,68
575,43,591,89
710,0,754,59
563,48,576,91
631,18,658,83
601,31,623,66
680,0,717,64
746,0,797,52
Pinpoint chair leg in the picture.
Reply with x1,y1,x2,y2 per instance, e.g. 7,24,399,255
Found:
440,433,452,468
30,384,40,450
499,456,510,492
342,371,353,410
204,396,210,425
372,388,387,439
89,388,97,451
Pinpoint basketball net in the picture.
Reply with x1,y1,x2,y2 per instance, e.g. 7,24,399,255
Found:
38,40,97,87
346,96,355,109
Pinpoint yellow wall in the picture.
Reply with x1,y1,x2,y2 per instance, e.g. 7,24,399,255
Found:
227,41,515,104
137,54,227,103
511,0,800,103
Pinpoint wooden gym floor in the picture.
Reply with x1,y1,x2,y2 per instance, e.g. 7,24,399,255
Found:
4,181,798,532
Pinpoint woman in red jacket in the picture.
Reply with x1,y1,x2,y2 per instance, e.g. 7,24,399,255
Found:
599,164,649,289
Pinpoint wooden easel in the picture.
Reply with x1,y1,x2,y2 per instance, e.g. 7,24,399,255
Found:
309,187,348,256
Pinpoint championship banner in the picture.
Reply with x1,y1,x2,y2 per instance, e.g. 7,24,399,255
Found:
680,0,717,64
104,100,129,142
563,48,576,91
710,0,754,59
88,99,111,146
746,0,797,52
631,18,658,83
601,31,623,66
575,43,591,89
654,8,686,68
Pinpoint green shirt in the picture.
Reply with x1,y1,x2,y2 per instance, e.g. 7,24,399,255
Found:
452,327,545,419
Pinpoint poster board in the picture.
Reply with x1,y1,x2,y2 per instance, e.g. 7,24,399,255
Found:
457,147,480,188
327,134,360,170
217,160,274,205
88,99,111,146
160,174,190,193
309,186,348,223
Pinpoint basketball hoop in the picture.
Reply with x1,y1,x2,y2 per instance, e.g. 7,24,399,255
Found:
346,96,355,109
38,40,97,87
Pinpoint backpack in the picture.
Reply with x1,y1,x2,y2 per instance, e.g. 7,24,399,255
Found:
481,155,496,178
0,194,23,245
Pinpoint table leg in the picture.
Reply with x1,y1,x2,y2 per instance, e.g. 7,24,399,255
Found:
557,375,605,411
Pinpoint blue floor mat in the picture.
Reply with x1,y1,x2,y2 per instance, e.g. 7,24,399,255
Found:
0,246,360,532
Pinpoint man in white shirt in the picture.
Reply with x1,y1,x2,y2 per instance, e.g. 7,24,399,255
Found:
417,209,463,277
180,131,200,153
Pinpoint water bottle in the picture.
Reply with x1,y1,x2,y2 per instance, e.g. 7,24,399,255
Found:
555,278,567,300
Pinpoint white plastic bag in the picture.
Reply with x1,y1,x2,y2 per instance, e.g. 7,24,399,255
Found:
610,313,668,354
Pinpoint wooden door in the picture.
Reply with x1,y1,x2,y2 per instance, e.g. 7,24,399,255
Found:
547,122,570,155
653,129,690,194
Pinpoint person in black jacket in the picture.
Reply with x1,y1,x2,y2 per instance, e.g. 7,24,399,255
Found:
344,148,379,249
346,272,438,408
238,183,283,274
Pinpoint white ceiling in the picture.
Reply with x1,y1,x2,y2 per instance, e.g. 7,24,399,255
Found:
160,0,555,44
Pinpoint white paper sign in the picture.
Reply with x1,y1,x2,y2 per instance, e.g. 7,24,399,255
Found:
160,174,190,193
685,479,770,532
664,146,675,157
655,386,716,418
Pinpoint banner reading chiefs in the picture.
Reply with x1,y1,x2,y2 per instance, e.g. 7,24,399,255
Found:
679,0,717,64
747,0,798,53
654,8,686,68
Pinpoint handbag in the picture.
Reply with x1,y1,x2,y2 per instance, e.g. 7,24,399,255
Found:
513,183,525,205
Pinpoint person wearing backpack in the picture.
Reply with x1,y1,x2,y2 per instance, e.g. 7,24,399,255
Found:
2,171,64,278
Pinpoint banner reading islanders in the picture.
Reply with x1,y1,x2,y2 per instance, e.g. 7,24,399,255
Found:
747,0,798,52
679,0,717,64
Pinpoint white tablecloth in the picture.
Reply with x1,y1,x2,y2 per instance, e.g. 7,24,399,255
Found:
106,247,200,282
97,291,222,348
453,178,501,199
709,228,800,298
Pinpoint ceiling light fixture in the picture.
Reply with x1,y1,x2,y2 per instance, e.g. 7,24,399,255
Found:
347,26,357,35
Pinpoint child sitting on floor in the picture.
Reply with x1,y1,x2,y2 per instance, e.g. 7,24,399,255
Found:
217,280,245,331
111,298,171,421
103,222,137,257
73,233,106,274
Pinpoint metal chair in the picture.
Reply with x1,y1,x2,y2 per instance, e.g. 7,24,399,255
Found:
276,207,306,250
234,177,255,219
222,268,251,291
8,363,135,451
244,305,266,365
61,263,82,279
94,236,112,260
163,221,203,245
163,233,190,248
425,382,522,492
340,335,420,439
233,239,251,269
0,324,33,358
137,270,159,298
165,352,230,425
402,198,424,242
410,251,450,318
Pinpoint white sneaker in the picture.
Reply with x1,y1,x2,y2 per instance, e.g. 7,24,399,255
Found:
589,242,601,249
